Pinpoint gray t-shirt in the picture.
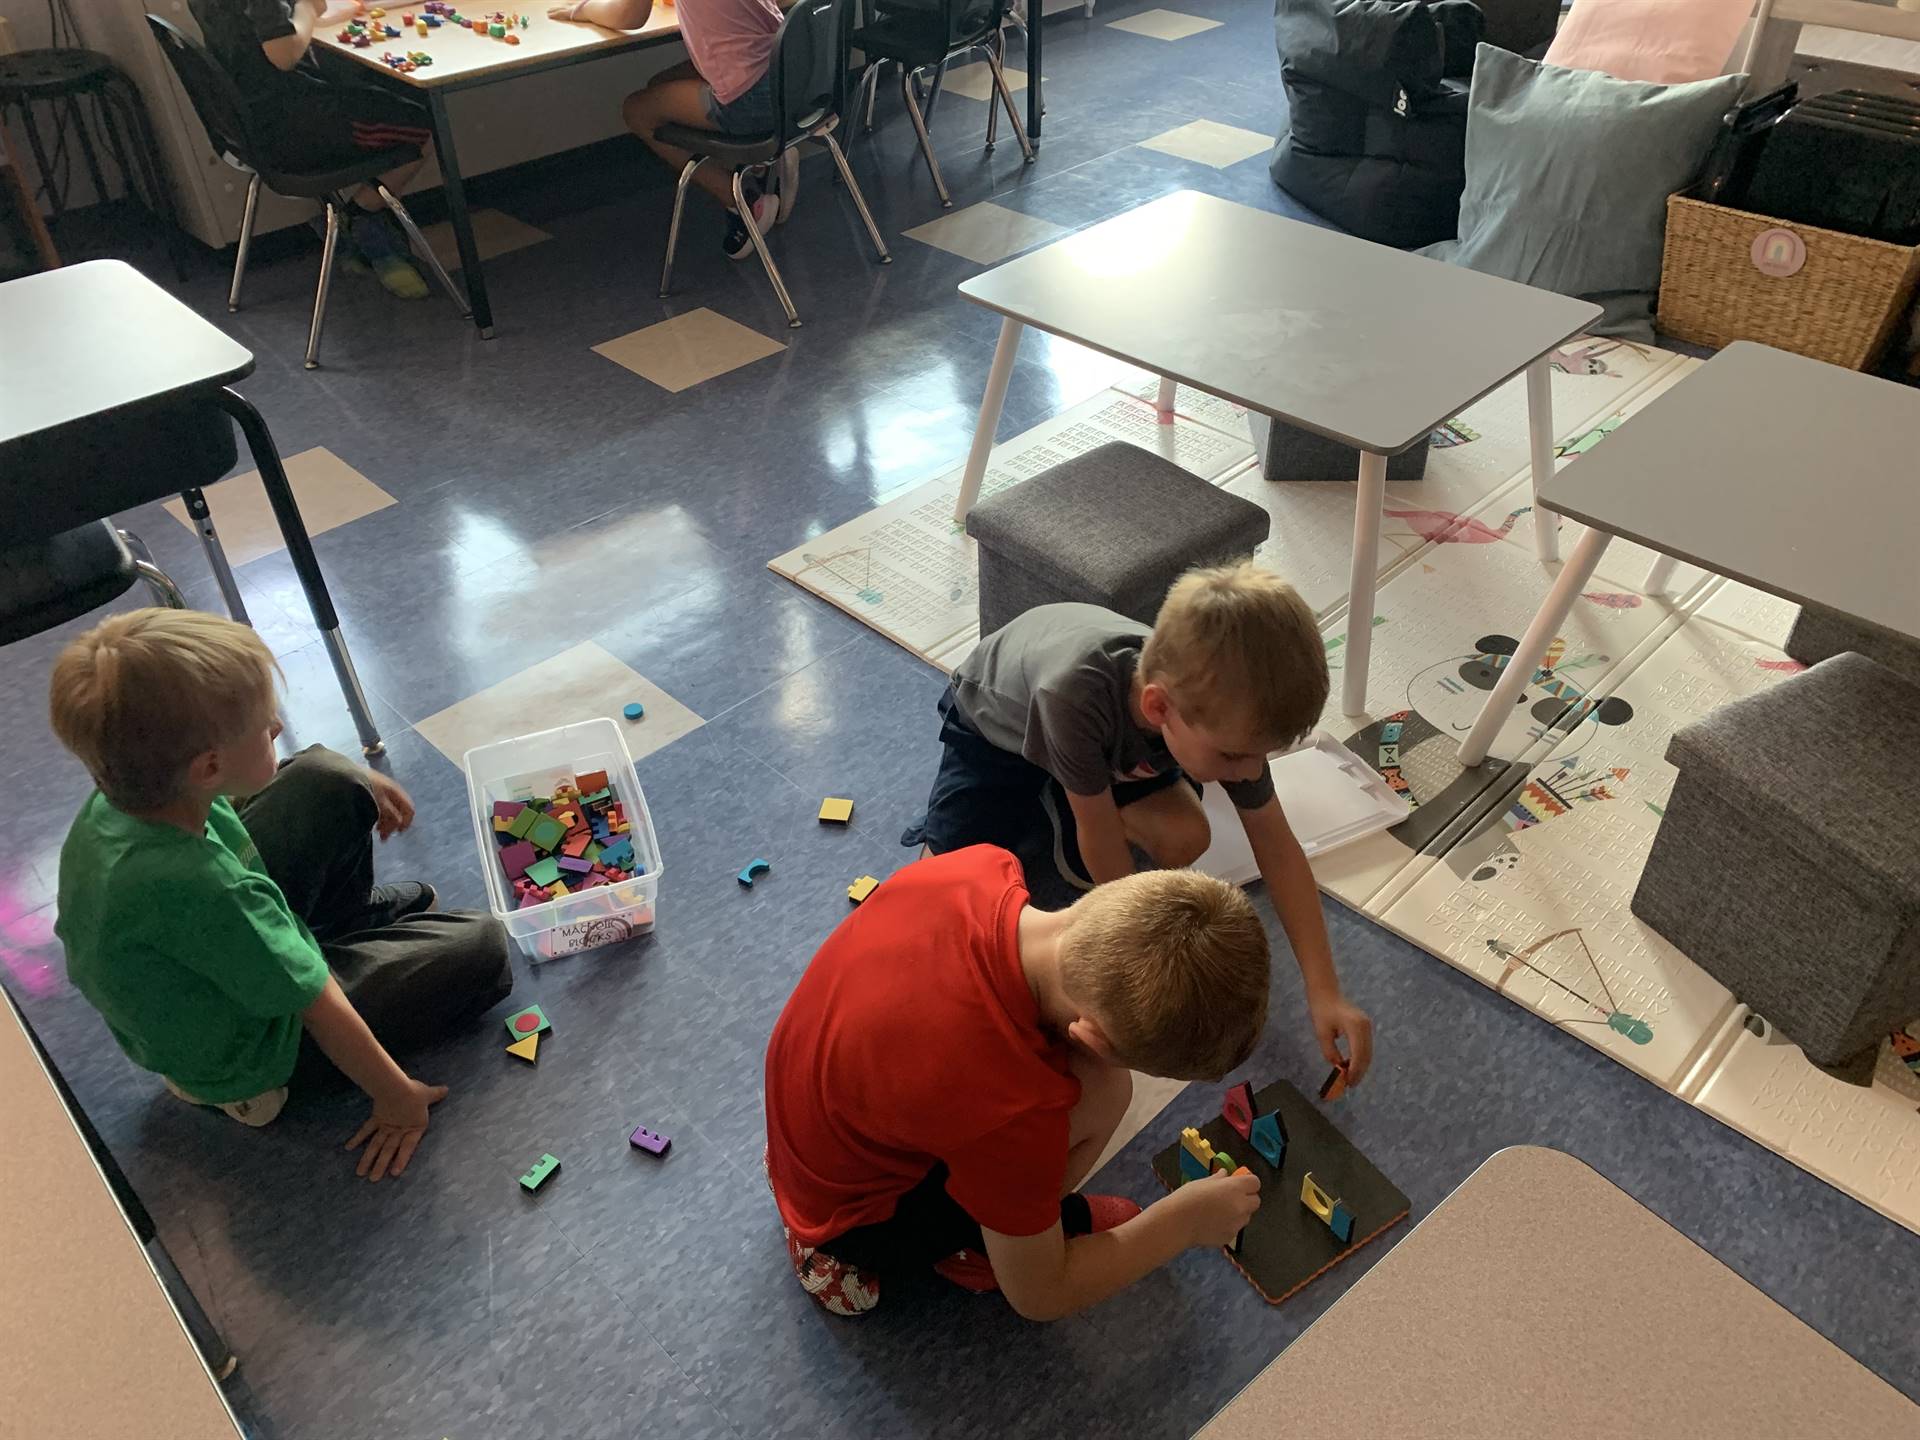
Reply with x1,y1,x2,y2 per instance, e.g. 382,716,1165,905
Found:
952,603,1275,810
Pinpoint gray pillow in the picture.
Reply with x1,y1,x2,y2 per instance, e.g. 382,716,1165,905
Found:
1421,44,1746,340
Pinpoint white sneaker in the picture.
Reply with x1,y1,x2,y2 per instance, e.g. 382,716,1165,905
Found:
164,1076,289,1128
775,148,800,225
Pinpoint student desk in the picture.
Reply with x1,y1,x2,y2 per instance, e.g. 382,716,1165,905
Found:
1457,342,1920,767
953,190,1599,715
0,986,246,1440
1197,1146,1918,1438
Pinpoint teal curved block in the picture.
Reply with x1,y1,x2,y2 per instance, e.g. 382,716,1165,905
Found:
1249,1111,1287,1168
1608,1012,1653,1045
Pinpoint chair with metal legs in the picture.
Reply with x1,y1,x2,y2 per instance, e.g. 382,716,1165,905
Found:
654,0,890,329
0,521,188,648
852,0,1032,209
146,14,468,370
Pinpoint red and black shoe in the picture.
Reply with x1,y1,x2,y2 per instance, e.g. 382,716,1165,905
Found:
933,1194,1143,1295
785,1228,881,1316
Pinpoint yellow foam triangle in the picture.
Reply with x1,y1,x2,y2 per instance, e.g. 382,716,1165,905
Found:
505,1032,540,1063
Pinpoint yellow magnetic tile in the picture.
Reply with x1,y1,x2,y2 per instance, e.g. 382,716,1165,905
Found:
818,796,854,824
161,447,395,567
591,308,787,393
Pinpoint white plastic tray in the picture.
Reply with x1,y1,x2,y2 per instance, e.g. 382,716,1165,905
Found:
1194,730,1410,886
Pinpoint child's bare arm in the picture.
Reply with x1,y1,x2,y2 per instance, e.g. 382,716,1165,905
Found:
547,0,654,27
301,977,448,1180
1064,789,1137,885
262,0,327,72
982,1170,1259,1321
1239,797,1373,1081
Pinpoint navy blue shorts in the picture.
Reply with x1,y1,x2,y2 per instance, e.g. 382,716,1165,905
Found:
900,686,1197,908
704,66,776,138
820,1165,1094,1273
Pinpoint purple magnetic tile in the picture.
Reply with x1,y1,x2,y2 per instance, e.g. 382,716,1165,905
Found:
556,855,593,874
628,1125,671,1155
499,839,538,880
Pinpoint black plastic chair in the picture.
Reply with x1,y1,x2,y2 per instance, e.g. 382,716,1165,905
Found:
146,14,468,370
853,0,1032,209
653,0,890,329
0,521,187,648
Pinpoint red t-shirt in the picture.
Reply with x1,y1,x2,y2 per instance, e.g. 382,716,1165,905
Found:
764,847,1081,1245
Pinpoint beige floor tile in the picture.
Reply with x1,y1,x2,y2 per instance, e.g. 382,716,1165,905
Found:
1107,8,1222,40
1139,117,1273,169
161,447,395,567
414,642,704,768
418,208,553,272
592,308,788,393
941,60,1034,101
903,201,1067,265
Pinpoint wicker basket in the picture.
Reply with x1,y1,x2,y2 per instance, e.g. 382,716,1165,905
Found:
1656,193,1920,371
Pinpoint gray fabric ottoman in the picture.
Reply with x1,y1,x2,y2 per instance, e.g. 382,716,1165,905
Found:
1250,413,1429,483
1630,653,1920,1079
966,441,1272,635
1785,603,1920,684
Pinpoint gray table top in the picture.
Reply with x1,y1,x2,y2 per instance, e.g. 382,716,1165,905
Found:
1541,342,1919,641
0,260,253,449
957,191,1601,455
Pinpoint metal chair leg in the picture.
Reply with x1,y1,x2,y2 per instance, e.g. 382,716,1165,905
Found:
175,488,250,625
733,167,800,329
986,41,1000,151
117,529,190,611
986,45,1035,164
900,66,951,208
659,156,703,297
304,201,341,370
822,132,891,265
864,60,882,131
376,183,472,318
229,172,260,313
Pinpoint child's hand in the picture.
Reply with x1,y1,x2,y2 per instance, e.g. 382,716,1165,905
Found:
1170,1166,1260,1249
1308,990,1374,1085
366,770,415,840
345,1078,448,1181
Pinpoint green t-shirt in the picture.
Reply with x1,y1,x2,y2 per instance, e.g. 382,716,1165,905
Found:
55,793,330,1103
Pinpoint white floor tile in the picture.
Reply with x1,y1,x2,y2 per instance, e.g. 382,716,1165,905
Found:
592,308,788,393
903,201,1067,265
161,448,395,568
414,642,704,767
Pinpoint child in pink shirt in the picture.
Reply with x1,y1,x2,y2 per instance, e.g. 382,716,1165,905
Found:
552,0,792,259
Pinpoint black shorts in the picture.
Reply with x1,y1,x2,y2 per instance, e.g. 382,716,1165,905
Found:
818,1165,1093,1274
247,70,432,174
899,686,1199,908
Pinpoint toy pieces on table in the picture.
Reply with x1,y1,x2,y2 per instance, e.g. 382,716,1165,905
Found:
506,805,541,840
738,858,771,887
817,796,854,825
1319,1061,1351,1103
505,1031,540,1063
499,839,538,881
518,1153,560,1192
525,856,562,888
847,874,880,905
1176,1125,1216,1183
504,1002,551,1041
1249,1110,1287,1169
1150,1079,1408,1306
1300,1172,1355,1244
1222,1080,1257,1141
628,1125,671,1155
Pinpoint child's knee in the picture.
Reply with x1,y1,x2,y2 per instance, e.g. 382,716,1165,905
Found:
457,914,513,1005
1150,809,1212,870
268,746,376,828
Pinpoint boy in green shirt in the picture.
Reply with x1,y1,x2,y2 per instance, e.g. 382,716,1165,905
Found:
51,609,511,1181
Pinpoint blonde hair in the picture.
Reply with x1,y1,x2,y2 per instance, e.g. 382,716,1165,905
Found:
1058,870,1270,1080
49,608,280,812
1141,562,1328,749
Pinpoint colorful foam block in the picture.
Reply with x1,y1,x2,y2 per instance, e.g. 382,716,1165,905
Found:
526,815,567,852
506,806,540,839
556,855,592,874
1222,1081,1256,1141
848,875,879,905
817,796,854,825
623,701,645,721
1328,1200,1355,1243
1249,1110,1287,1169
576,769,609,794
505,1032,539,1063
598,838,634,870
1319,1063,1350,1103
738,858,771,887
560,831,592,859
519,1153,560,1192
628,1125,671,1155
1177,1146,1210,1184
525,856,562,887
498,839,538,880
504,1003,551,1040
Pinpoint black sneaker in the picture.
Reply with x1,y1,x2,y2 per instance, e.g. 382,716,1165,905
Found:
361,881,438,931
723,190,779,261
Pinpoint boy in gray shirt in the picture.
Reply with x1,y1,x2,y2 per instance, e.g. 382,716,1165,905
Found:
904,564,1373,1082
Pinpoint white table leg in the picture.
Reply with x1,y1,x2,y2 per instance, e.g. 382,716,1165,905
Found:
1526,356,1560,564
1458,526,1614,767
1341,450,1389,716
954,315,1025,522
1642,554,1679,597
1156,375,1177,425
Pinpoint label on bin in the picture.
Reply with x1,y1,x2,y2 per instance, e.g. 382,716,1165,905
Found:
543,914,639,958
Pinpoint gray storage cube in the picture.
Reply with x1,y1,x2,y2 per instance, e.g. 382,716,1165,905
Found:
1630,653,1920,1072
1786,603,1920,684
966,441,1272,635
1249,412,1429,483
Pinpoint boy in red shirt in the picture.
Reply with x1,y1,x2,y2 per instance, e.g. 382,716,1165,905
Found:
764,847,1268,1319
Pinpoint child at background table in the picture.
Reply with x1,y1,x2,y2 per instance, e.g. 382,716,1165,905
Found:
765,847,1268,1317
50,610,511,1181
191,0,438,298
551,0,795,260
904,562,1375,1085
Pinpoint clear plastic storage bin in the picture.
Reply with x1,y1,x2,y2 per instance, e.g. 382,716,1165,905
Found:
463,718,664,961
